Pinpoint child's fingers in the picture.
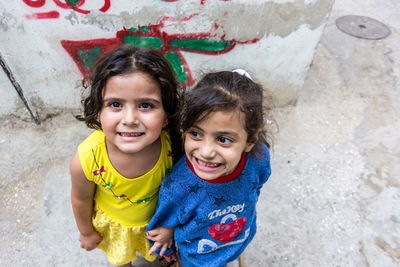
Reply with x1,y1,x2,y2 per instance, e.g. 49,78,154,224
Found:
159,243,168,256
146,235,162,242
146,234,156,241
146,230,157,238
148,242,161,256
146,230,160,240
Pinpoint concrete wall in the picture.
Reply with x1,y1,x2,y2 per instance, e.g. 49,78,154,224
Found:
0,0,334,123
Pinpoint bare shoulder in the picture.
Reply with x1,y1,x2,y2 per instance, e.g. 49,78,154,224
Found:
70,150,84,179
70,150,94,189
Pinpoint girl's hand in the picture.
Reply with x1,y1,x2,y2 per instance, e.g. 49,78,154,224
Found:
146,227,174,256
79,231,102,251
149,241,170,256
147,227,174,243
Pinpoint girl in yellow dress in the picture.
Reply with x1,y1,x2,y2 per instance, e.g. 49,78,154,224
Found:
70,45,182,267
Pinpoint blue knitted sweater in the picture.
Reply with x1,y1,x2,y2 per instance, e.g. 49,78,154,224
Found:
147,144,271,267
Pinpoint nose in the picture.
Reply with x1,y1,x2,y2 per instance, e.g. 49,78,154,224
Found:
199,139,216,159
122,107,138,125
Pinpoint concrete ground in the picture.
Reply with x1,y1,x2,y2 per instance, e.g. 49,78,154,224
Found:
1,0,399,266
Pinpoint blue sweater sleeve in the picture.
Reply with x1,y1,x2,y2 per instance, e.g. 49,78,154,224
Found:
146,158,188,256
255,144,272,195
146,178,179,255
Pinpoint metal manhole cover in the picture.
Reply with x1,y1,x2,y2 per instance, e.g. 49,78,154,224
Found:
336,15,390,40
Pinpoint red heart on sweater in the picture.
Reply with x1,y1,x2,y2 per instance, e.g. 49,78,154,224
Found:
208,217,247,243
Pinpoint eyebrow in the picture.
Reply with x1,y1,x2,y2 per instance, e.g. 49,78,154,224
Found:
216,131,240,138
135,97,162,104
103,97,162,104
103,97,122,102
191,125,240,138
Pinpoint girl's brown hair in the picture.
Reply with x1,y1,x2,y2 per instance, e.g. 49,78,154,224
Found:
181,71,272,153
76,44,183,163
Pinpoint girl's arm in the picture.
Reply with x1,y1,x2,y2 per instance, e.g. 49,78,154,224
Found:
70,150,102,250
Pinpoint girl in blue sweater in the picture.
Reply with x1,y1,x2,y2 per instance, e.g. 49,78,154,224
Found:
147,69,272,267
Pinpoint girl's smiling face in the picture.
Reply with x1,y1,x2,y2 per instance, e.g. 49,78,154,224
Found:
99,72,167,156
184,110,256,180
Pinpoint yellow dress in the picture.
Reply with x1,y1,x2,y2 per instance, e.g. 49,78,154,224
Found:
78,130,173,265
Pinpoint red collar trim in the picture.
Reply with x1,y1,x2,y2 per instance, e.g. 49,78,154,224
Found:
186,152,247,184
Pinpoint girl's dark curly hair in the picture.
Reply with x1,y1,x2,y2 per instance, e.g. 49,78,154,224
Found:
181,71,272,154
76,44,183,163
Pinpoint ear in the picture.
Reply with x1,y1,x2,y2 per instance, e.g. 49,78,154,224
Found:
97,112,102,128
244,142,256,153
162,117,169,128
244,128,262,152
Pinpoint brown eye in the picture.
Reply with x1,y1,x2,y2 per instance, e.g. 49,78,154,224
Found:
189,131,201,139
218,136,233,144
109,102,121,108
139,103,153,109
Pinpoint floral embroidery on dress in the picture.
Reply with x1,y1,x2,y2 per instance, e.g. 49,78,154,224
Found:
93,166,106,176
91,149,158,205
102,182,113,188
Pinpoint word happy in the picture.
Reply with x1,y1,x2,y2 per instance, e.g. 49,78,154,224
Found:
207,203,245,220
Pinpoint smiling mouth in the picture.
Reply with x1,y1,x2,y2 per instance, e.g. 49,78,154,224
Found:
118,132,144,137
195,157,223,170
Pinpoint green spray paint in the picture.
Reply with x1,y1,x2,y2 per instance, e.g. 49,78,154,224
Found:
78,46,101,68
164,52,187,82
129,27,150,33
170,39,231,51
139,26,151,33
124,36,162,49
67,0,79,8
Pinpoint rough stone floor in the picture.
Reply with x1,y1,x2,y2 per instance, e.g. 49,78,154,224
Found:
1,0,399,266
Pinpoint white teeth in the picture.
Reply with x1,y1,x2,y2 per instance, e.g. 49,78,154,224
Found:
198,159,220,167
119,132,142,137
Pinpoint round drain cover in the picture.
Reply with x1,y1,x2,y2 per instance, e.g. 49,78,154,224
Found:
336,15,390,40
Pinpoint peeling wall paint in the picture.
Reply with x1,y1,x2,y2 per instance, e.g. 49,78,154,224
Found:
0,0,333,121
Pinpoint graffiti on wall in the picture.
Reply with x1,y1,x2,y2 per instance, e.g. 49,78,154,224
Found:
23,0,256,86
23,0,232,19
23,0,111,19
62,17,258,86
